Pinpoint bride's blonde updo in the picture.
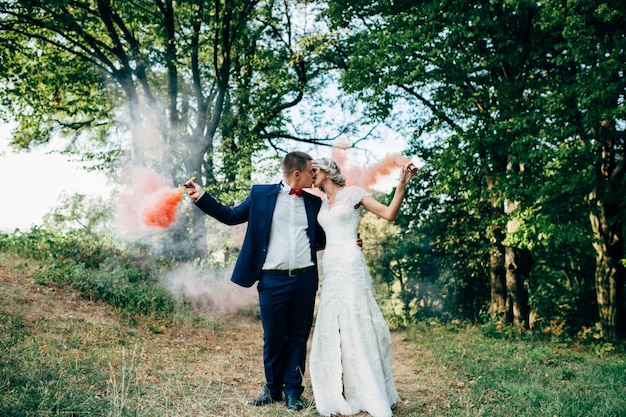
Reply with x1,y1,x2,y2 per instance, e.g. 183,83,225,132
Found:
313,158,346,189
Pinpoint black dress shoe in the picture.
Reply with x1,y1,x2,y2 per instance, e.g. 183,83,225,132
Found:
285,394,304,411
251,391,282,406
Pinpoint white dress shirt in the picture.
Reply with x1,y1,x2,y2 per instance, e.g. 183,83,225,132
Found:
262,183,314,271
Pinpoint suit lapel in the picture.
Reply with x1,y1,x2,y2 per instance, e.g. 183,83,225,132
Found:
264,184,280,227
302,193,320,243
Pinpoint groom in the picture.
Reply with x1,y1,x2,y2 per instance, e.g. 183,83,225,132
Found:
185,151,325,411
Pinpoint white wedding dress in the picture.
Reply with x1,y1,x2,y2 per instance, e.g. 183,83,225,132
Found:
310,186,400,417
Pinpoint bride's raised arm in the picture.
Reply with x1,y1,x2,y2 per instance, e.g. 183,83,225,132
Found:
360,161,415,221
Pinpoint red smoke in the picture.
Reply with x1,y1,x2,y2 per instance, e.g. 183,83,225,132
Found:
143,188,184,228
115,167,183,236
331,140,411,190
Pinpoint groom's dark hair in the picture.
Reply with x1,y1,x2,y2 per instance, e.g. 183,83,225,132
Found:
282,151,313,176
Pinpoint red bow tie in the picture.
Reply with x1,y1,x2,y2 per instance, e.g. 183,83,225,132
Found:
289,188,303,197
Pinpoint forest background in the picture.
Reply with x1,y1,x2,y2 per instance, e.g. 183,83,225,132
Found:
0,0,625,346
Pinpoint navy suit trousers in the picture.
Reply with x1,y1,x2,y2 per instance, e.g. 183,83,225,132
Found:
257,267,318,397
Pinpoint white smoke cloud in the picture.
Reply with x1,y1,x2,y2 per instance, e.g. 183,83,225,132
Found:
162,263,258,317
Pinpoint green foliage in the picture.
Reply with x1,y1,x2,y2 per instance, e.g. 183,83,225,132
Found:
362,182,491,325
0,227,117,268
42,193,114,235
0,30,115,150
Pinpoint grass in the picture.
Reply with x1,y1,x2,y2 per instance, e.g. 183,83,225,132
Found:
409,321,626,417
1,250,625,417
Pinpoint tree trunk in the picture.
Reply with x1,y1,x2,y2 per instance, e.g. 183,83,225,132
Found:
589,202,626,341
504,200,532,327
588,124,626,341
488,225,507,316
505,246,532,326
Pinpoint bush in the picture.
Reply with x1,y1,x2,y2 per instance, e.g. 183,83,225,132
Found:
1,229,178,323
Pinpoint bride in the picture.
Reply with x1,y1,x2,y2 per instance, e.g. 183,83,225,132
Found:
309,157,415,417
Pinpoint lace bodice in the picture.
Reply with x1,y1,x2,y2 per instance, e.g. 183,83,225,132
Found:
317,186,370,247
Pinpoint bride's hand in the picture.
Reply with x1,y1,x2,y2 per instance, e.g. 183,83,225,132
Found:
400,162,416,184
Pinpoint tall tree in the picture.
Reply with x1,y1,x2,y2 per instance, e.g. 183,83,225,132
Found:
319,0,626,337
320,0,548,326
538,0,626,339
0,0,334,257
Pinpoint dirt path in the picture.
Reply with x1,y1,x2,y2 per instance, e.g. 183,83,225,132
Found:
184,315,469,417
0,254,468,417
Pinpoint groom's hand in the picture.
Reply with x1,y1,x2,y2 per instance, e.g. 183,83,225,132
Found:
356,233,363,250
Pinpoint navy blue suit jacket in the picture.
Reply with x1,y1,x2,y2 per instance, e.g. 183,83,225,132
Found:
194,184,326,287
